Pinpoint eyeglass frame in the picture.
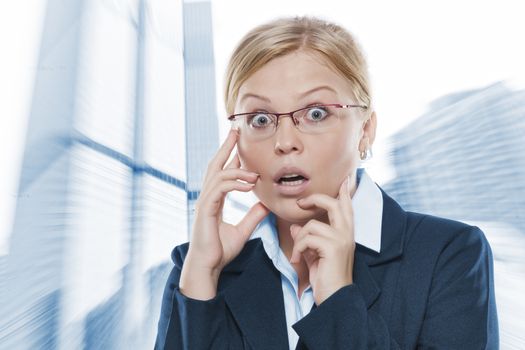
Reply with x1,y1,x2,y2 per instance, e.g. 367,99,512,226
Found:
227,103,368,133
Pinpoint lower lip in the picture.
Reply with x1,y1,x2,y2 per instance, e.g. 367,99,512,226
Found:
273,179,310,196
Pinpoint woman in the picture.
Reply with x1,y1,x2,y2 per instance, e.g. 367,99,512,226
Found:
155,16,498,349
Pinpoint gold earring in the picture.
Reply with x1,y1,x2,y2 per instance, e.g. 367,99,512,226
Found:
360,148,373,161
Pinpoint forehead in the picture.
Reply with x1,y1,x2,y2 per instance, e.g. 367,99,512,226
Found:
237,50,354,107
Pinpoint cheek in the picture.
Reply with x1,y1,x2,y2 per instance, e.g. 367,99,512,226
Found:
311,134,359,183
237,141,274,204
319,134,356,162
237,139,261,172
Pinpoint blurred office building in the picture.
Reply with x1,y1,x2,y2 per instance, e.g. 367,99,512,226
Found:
383,82,525,348
383,82,525,235
0,0,218,349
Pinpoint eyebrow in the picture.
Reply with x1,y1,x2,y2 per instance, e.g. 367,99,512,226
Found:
239,85,337,104
298,85,338,98
239,93,271,103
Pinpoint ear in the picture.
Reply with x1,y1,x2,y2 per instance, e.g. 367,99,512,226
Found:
359,111,377,151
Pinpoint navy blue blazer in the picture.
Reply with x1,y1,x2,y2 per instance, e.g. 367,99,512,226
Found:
155,190,499,349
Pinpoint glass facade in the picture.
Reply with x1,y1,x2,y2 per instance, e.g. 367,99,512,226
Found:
383,82,525,348
383,82,525,233
0,0,217,348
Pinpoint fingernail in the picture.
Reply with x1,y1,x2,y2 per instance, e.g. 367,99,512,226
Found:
296,198,303,205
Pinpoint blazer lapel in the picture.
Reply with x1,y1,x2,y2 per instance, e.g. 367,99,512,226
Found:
222,239,289,350
353,248,382,308
351,188,408,308
365,188,408,266
218,188,407,349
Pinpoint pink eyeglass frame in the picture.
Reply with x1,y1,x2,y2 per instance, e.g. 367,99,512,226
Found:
227,103,368,126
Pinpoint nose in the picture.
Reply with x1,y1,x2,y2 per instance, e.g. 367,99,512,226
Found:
273,115,304,155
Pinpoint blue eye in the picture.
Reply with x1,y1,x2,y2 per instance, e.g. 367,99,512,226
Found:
306,107,329,121
300,107,328,122
248,113,274,128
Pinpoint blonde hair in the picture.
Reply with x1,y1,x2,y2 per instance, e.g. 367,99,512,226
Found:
224,16,372,116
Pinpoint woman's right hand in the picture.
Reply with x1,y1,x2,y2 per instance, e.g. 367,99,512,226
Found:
179,129,270,300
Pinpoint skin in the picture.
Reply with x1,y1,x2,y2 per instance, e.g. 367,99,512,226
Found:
180,49,377,306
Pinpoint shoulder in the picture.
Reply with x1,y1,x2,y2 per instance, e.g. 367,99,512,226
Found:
406,211,489,246
380,188,491,261
403,211,493,267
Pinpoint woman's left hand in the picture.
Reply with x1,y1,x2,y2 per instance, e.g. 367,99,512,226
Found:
290,175,356,305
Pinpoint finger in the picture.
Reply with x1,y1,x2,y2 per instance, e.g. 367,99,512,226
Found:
290,221,336,265
302,249,318,269
290,224,301,240
338,175,354,228
291,235,326,264
201,168,257,202
225,151,240,170
199,180,255,216
219,168,259,183
203,130,238,185
292,220,333,244
216,180,256,195
216,168,259,217
296,194,343,227
208,129,239,174
290,226,318,268
338,175,350,199
236,202,271,241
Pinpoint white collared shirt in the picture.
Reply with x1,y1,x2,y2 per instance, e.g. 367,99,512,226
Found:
249,168,384,350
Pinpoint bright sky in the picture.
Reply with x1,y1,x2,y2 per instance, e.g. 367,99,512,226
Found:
1,0,524,253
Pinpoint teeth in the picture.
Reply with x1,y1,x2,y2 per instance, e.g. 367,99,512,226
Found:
282,174,301,178
279,179,306,186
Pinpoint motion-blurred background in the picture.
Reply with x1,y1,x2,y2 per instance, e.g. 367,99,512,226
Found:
1,0,524,349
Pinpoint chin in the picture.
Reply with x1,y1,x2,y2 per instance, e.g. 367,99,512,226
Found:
268,199,324,224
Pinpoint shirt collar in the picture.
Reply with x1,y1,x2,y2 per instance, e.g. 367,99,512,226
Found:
250,168,383,260
352,168,383,252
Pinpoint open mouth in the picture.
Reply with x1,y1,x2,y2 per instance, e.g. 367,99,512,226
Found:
277,174,308,186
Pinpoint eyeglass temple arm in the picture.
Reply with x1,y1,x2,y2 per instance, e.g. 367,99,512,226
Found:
340,104,368,109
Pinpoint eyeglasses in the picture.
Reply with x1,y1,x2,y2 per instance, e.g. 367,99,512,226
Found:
228,103,368,141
